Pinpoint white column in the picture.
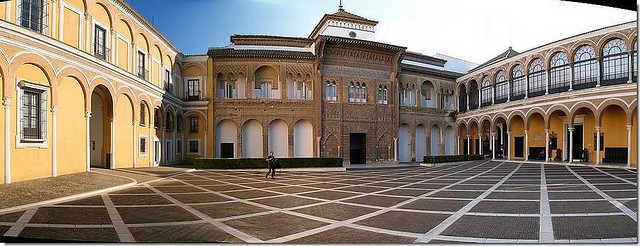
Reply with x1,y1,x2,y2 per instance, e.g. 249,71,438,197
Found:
172,129,176,161
569,63,574,91
466,135,470,155
544,70,549,95
162,128,165,164
316,136,321,157
204,130,209,158
111,117,116,169
149,126,153,167
52,106,58,177
524,129,529,161
4,98,11,184
491,132,496,160
393,138,398,162
595,126,601,165
507,81,511,102
627,125,633,167
466,93,469,110
568,127,574,163
507,131,511,160
545,129,550,162
478,133,483,155
86,112,91,172
456,134,460,155
133,121,137,168
524,75,529,99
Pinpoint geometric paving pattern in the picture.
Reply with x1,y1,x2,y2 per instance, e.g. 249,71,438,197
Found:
0,160,637,243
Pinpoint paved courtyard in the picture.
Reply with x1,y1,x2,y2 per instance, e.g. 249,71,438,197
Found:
0,160,637,243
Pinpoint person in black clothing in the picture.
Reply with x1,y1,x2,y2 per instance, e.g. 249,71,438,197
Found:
266,151,277,179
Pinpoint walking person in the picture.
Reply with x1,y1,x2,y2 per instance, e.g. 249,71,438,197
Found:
266,151,278,179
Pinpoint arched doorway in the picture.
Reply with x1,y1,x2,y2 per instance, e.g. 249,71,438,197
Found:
415,124,426,160
444,125,455,155
242,120,263,157
599,104,628,164
430,125,441,156
294,120,313,157
398,124,411,162
90,85,113,168
269,119,288,157
215,120,237,158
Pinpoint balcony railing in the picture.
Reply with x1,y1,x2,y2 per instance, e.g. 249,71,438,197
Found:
186,94,201,101
137,67,148,81
92,43,111,62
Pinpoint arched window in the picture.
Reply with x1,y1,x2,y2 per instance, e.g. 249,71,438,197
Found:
383,85,388,104
348,82,355,102
480,76,492,107
176,116,183,132
139,103,146,126
325,80,331,101
331,81,337,100
355,82,361,102
573,45,597,89
510,65,525,100
494,71,507,104
468,81,478,110
165,111,174,131
549,52,570,93
634,40,637,82
527,59,546,97
601,38,629,85
154,108,161,129
361,82,367,102
377,84,383,104
458,86,467,112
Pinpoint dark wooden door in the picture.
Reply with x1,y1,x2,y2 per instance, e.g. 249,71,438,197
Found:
221,143,234,158
350,133,366,164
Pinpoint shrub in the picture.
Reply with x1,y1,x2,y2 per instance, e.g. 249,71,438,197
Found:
422,155,484,163
195,158,343,169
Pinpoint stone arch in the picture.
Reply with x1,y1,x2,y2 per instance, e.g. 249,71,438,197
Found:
215,119,238,158
92,1,113,27
545,104,570,119
429,124,441,156
525,107,547,128
596,32,632,56
56,66,90,111
525,55,546,74
293,119,314,157
242,119,264,158
115,17,134,41
628,101,637,125
115,91,136,124
545,48,569,69
268,119,289,158
598,98,631,115
89,84,114,168
8,52,56,96
492,113,508,129
507,110,526,129
507,61,525,80
398,123,411,162
569,101,598,126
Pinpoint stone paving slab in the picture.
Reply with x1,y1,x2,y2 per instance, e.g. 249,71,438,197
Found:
290,226,416,243
116,206,200,224
191,202,269,219
18,227,119,242
292,202,378,221
355,211,449,234
400,198,470,212
552,216,638,239
470,201,539,214
129,223,243,243
442,216,539,240
29,207,111,225
224,212,328,241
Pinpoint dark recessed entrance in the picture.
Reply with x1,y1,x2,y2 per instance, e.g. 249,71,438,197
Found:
221,143,234,158
350,133,366,164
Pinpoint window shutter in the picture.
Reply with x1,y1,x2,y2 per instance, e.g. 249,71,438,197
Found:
40,91,47,139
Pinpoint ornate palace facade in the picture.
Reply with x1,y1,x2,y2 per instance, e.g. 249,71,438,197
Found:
0,0,634,184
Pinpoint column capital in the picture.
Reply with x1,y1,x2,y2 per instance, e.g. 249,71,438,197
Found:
507,131,511,135
2,97,11,107
85,111,92,118
544,128,550,133
466,135,470,139
595,126,601,131
524,129,529,134
568,127,574,132
627,125,633,131
111,117,116,123
50,106,59,113
133,121,138,126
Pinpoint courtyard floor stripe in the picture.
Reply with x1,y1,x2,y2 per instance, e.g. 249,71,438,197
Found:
565,165,638,222
539,163,554,243
266,161,502,243
144,183,263,243
413,162,521,243
592,167,637,186
2,209,36,237
101,194,135,242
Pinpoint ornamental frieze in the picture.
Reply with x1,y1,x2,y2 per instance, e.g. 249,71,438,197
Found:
322,65,390,79
286,65,314,78
214,64,248,76
325,47,393,64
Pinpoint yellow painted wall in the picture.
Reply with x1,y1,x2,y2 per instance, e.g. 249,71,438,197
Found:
152,62,159,85
136,33,148,53
11,64,52,182
136,105,150,167
469,125,478,155
92,4,111,29
0,2,6,20
578,112,596,162
459,127,467,153
117,39,128,71
66,0,85,11
115,95,133,168
183,66,203,77
185,115,205,161
528,115,545,148
510,117,524,159
600,106,627,162
0,70,4,182
57,77,86,175
548,114,565,161
62,8,80,49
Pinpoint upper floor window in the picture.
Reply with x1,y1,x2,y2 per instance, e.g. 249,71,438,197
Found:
295,81,309,100
20,0,47,33
527,59,546,97
601,38,629,85
377,84,388,105
139,103,146,126
165,112,174,131
494,71,507,104
93,25,108,61
164,69,172,94
187,79,200,101
224,82,234,99
137,51,147,80
634,40,637,82
480,76,492,107
421,82,435,108
325,80,337,102
348,82,355,102
549,52,570,93
400,83,414,106
360,82,367,102
176,116,183,133
256,81,272,99
468,81,478,110
458,86,467,112
189,116,199,133
573,45,597,89
510,65,525,100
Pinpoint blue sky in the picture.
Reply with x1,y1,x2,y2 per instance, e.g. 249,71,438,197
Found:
126,0,636,63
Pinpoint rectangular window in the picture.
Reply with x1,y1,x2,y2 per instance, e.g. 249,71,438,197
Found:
22,90,41,140
187,79,200,101
164,69,172,93
21,0,45,33
137,51,146,80
188,140,200,154
176,140,182,154
94,25,107,60
225,83,233,99
139,136,147,155
190,117,198,133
